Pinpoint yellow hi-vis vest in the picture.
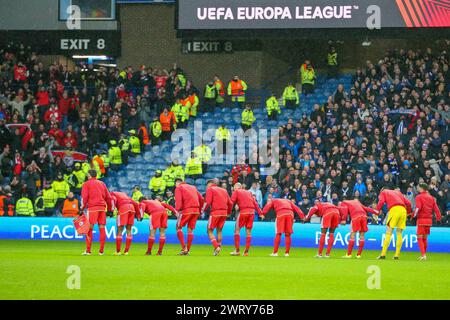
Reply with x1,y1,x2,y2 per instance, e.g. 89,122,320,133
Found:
204,85,217,99
132,190,144,202
241,110,255,126
266,96,281,115
328,52,338,66
193,145,212,163
185,157,203,175
120,138,130,151
151,121,162,137
15,197,34,216
73,169,86,188
109,146,122,165
149,176,166,194
129,136,141,154
301,66,316,85
215,127,231,141
43,188,58,208
51,180,70,199
101,154,110,168
282,86,299,105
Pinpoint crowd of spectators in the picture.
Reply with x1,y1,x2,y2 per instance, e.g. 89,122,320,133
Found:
225,48,449,224
0,41,448,225
0,41,197,215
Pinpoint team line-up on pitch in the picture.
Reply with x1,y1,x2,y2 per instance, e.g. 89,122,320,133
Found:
77,169,442,261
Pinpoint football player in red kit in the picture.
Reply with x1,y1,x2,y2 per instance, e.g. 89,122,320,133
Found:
110,191,142,255
261,198,305,257
305,201,342,258
413,183,442,261
140,196,178,255
80,170,113,256
229,183,263,256
174,179,204,255
339,199,378,259
202,179,233,256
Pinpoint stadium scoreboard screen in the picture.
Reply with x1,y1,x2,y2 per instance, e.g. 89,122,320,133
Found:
59,0,116,20
177,0,450,30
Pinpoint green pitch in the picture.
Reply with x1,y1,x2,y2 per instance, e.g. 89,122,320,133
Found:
1,240,449,300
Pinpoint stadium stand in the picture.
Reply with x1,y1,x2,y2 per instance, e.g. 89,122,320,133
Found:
0,42,448,225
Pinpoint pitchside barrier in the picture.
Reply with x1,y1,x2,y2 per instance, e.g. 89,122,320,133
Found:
1,218,449,253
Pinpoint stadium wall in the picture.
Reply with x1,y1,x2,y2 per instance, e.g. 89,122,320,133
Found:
1,217,449,253
118,4,266,88
117,4,446,90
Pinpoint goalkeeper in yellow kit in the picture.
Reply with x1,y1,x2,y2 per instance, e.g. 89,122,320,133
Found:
376,188,412,260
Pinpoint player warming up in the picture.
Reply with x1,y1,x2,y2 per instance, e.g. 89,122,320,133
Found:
339,199,378,259
80,169,113,256
140,196,178,255
203,179,233,256
110,191,141,256
377,188,412,260
261,198,305,257
305,201,342,258
174,179,204,255
229,183,263,256
413,183,442,261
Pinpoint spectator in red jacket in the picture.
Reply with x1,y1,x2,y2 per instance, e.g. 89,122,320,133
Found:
36,86,50,118
44,105,62,124
48,124,64,147
231,163,252,184
58,91,72,129
62,132,77,149
13,62,27,82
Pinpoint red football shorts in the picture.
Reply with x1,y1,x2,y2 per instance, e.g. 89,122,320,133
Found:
236,213,254,229
275,215,294,234
177,213,199,230
150,212,168,229
208,215,227,230
117,211,135,227
321,212,340,229
417,225,431,235
87,210,106,225
351,216,369,233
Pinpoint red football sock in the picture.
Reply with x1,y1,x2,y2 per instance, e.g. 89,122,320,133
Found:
85,229,93,253
234,233,240,252
273,233,281,254
418,238,425,256
158,237,166,253
326,233,335,255
99,227,106,253
285,234,292,254
124,235,132,253
347,239,355,256
210,237,219,249
177,229,185,249
187,232,194,251
318,233,326,255
423,238,428,253
245,236,252,252
116,235,122,253
147,237,155,253
357,240,365,256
